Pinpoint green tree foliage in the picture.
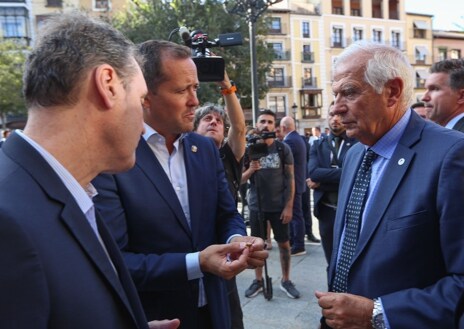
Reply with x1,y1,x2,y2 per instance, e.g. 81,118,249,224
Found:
112,0,274,108
0,40,28,129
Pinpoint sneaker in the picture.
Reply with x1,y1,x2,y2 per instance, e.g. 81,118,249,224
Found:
280,280,300,299
291,248,307,256
245,279,263,298
306,233,321,244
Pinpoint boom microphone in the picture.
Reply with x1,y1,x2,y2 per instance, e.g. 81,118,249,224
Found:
179,26,191,46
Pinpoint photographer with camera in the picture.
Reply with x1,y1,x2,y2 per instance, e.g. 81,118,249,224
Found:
193,71,246,329
242,110,301,299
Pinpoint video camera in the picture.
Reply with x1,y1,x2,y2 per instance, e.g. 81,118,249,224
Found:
246,131,276,160
178,27,242,82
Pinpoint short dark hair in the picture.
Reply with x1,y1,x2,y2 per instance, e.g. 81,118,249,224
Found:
138,40,192,93
258,109,276,120
430,59,464,90
410,101,425,109
23,12,139,109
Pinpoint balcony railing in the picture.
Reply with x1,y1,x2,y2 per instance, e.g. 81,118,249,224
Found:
302,77,318,88
273,50,291,60
267,76,292,88
411,29,432,40
330,38,346,48
301,51,315,63
416,77,426,88
302,106,321,119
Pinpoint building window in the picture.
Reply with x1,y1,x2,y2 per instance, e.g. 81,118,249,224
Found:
302,22,310,38
0,8,28,39
268,17,281,34
268,95,286,113
372,0,383,18
389,0,399,19
353,28,363,42
391,31,400,49
332,26,344,48
350,0,361,16
303,68,316,87
267,67,285,88
302,45,313,62
269,42,285,60
450,49,461,59
46,0,63,7
413,20,429,39
415,46,428,64
438,48,447,61
332,0,344,15
372,29,382,43
93,0,111,11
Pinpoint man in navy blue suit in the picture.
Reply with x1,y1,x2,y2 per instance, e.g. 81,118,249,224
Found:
308,104,357,264
280,116,307,256
93,40,267,329
0,13,178,329
316,41,464,328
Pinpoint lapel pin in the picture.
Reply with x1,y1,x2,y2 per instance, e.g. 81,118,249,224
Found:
398,158,405,165
191,145,198,153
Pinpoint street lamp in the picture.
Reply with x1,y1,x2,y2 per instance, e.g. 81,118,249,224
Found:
224,0,283,127
292,102,298,130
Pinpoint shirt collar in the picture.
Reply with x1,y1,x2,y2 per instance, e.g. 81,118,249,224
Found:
143,122,186,144
367,109,411,160
16,130,95,215
445,112,464,129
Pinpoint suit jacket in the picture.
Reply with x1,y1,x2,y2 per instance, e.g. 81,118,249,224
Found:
93,133,246,329
308,134,357,217
326,112,464,328
0,133,148,329
283,130,307,194
453,116,464,133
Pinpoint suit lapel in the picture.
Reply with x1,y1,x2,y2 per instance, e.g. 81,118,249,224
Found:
3,134,142,326
135,138,192,237
353,144,414,261
183,135,207,242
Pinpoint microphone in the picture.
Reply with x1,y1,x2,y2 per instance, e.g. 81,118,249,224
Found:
179,26,191,46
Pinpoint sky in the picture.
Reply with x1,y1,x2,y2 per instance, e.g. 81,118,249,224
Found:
405,0,464,31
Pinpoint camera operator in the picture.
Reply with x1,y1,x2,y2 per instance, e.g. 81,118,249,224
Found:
242,110,301,299
193,71,246,329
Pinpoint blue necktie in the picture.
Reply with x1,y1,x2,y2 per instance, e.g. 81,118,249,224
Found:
332,149,378,293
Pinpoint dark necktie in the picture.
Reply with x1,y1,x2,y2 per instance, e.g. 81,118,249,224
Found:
333,136,341,154
332,149,378,293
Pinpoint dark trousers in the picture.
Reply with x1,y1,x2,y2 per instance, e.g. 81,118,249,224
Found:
226,277,244,329
289,192,305,251
302,187,313,236
316,203,336,264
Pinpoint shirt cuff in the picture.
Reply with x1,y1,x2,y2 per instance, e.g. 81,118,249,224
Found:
227,234,244,244
378,298,391,329
186,252,203,280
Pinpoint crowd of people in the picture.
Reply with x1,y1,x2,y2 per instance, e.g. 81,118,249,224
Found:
0,11,463,329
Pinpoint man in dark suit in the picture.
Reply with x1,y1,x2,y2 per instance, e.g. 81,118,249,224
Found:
308,104,357,264
93,40,266,329
316,41,464,328
280,116,307,256
423,58,464,132
0,13,179,329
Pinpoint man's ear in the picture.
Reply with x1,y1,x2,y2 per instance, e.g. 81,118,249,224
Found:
142,94,151,110
94,64,118,109
385,77,403,108
457,88,464,105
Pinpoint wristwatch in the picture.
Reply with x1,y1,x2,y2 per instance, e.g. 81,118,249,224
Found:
372,298,386,329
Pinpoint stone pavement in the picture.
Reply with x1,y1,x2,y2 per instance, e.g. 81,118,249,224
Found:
236,229,328,329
